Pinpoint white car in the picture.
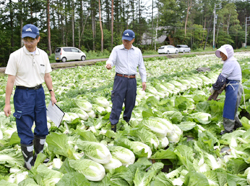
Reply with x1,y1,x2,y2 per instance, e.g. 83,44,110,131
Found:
55,47,86,62
158,45,179,54
176,45,191,53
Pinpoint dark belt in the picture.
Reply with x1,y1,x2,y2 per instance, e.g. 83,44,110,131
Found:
116,73,136,79
17,84,42,90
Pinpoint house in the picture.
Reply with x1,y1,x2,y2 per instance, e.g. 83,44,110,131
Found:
141,26,174,45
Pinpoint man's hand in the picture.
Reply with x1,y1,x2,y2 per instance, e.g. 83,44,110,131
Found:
210,87,215,95
106,64,112,70
142,82,146,91
51,96,57,106
49,91,57,106
4,75,15,117
4,104,11,117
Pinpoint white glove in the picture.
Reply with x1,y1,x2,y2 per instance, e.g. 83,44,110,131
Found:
210,87,215,94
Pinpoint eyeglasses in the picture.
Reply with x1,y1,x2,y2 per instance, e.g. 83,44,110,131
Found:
23,39,37,44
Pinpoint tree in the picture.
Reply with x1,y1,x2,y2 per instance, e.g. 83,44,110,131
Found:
72,1,75,47
216,3,241,47
98,0,103,52
90,0,98,50
111,0,114,48
184,0,193,37
47,0,52,55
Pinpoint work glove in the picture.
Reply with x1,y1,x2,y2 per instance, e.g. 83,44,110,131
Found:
210,87,215,95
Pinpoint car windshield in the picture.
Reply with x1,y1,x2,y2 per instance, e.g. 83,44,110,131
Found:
55,48,61,53
176,45,187,48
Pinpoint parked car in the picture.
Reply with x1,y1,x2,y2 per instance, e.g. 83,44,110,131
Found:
176,44,191,53
158,45,179,54
55,47,86,62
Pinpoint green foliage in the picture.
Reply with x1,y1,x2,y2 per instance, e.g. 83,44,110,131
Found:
216,31,234,48
0,0,249,67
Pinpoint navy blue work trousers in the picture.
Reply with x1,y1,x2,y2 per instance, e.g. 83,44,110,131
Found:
109,75,137,125
13,86,48,145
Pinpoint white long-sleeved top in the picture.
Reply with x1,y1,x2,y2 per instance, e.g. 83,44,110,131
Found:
106,44,147,82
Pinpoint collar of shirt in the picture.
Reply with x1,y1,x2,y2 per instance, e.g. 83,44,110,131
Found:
119,44,135,50
23,46,40,55
223,56,237,63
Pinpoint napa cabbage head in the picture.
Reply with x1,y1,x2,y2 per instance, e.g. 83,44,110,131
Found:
77,140,111,164
141,119,168,138
130,141,152,158
75,100,92,112
189,112,211,124
130,128,159,149
69,159,105,181
244,167,250,184
158,137,169,148
108,145,135,166
94,96,110,107
114,138,152,158
103,156,122,171
70,108,89,120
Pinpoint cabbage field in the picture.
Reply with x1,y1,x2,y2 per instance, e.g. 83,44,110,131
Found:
1,52,250,185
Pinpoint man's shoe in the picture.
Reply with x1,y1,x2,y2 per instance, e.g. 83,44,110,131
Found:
21,144,34,170
220,130,232,135
234,121,242,130
34,136,49,163
111,124,117,132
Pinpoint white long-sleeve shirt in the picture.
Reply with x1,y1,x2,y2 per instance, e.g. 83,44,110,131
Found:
106,44,147,82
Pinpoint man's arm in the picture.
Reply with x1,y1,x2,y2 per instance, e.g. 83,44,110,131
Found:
138,51,147,90
105,47,117,70
4,75,15,117
44,73,57,105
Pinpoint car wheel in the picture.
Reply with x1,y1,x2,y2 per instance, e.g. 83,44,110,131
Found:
61,57,67,62
175,50,178,54
81,56,86,61
183,50,185,53
166,50,170,54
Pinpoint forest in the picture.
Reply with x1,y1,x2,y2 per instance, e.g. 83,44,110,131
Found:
0,0,250,66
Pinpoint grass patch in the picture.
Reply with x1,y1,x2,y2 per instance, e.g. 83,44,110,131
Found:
235,47,250,52
144,56,167,61
182,54,197,58
95,61,106,66
192,46,214,52
49,54,56,63
143,50,158,55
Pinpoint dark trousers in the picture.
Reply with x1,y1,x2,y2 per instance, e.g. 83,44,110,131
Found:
13,86,48,145
109,75,137,125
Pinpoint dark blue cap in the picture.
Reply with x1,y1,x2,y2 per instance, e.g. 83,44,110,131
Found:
22,24,39,39
122,29,135,41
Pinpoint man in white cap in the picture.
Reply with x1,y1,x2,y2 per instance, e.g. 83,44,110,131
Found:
4,24,57,169
210,44,243,135
105,29,147,132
